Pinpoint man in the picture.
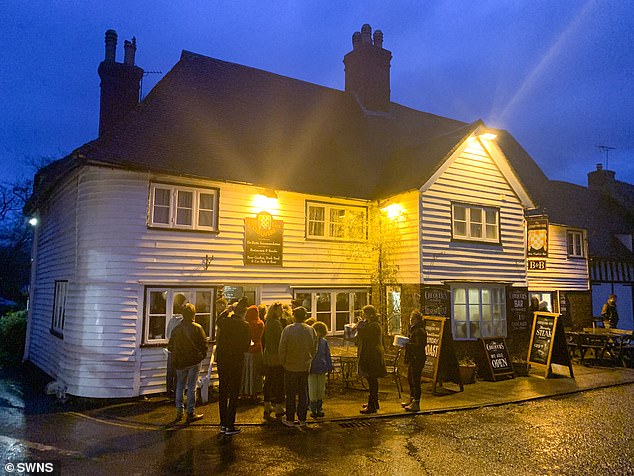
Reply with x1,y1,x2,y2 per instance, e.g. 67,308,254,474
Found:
167,303,207,423
601,294,619,329
278,306,317,428
165,293,187,400
403,309,427,412
216,297,251,436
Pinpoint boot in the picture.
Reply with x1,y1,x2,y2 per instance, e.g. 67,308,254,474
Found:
316,399,325,418
360,397,377,414
309,401,318,419
401,397,414,408
263,401,273,420
274,403,285,419
405,400,420,412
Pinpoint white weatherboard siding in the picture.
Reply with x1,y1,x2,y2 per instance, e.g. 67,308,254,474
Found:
528,225,589,291
420,141,527,285
30,164,373,397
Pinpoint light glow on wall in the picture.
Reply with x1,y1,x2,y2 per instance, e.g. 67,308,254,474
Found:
382,203,405,220
252,194,279,213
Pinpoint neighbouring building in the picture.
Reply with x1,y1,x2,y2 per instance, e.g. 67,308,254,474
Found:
24,25,597,398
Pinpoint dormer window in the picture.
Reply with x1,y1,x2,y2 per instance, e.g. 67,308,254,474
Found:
149,183,219,231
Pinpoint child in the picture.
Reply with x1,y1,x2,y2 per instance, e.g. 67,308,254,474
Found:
309,321,333,418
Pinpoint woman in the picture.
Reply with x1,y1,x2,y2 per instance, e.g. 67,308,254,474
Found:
241,305,264,401
403,309,426,412
357,305,387,414
262,302,286,419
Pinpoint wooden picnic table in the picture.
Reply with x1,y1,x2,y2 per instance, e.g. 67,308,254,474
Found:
567,328,633,367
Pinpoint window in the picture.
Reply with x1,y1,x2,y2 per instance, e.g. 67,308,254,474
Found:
143,287,215,344
452,203,499,243
386,285,402,335
306,201,366,241
452,285,506,339
294,289,368,334
567,230,584,257
51,280,68,337
149,183,219,231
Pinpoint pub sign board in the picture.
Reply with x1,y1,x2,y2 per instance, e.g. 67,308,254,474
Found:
478,337,514,381
527,312,574,378
527,216,548,257
244,212,283,266
506,286,529,334
422,316,463,394
421,285,450,317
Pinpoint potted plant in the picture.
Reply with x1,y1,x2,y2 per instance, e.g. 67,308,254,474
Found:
511,354,530,377
458,355,477,384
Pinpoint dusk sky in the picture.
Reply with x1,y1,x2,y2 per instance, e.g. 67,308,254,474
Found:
2,1,633,189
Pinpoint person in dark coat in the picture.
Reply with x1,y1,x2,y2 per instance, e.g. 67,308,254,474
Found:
403,309,427,412
357,305,387,414
601,294,619,329
167,302,208,423
216,297,251,436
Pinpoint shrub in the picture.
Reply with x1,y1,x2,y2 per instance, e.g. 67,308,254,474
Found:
0,309,27,367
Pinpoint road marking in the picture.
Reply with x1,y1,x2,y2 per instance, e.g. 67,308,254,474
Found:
0,435,84,458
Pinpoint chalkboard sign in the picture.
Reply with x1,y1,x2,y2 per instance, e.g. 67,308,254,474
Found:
527,312,574,378
479,337,514,381
422,316,463,394
421,286,450,317
507,287,529,334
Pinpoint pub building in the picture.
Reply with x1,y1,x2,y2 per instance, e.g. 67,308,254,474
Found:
24,25,614,399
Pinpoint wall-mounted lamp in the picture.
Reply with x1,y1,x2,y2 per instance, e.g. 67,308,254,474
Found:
478,131,497,141
253,191,279,213
261,189,278,199
28,217,39,227
381,203,405,220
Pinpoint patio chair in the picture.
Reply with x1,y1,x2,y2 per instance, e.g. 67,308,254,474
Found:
384,348,403,399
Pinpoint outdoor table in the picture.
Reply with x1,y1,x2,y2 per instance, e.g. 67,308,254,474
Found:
329,345,365,389
567,329,632,366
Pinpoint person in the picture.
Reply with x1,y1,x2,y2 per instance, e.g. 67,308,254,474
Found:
278,306,317,428
309,321,332,418
165,293,187,400
216,297,251,436
357,304,387,414
529,296,540,314
281,304,293,327
241,305,264,401
167,302,208,423
538,301,549,312
262,302,286,420
402,309,427,412
601,294,619,329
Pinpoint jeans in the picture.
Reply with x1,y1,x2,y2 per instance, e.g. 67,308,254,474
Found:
218,359,243,430
175,363,200,415
263,365,285,404
284,370,309,422
308,373,326,402
166,352,176,397
408,360,424,400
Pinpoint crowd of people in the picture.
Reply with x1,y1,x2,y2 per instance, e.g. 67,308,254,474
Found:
167,297,428,437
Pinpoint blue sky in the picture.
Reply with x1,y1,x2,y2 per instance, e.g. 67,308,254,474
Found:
2,1,633,187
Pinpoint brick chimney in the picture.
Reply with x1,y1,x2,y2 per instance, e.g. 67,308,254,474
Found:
343,24,392,113
588,163,617,193
97,30,144,136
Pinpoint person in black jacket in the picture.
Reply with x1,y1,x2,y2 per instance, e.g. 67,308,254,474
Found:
403,309,427,412
357,305,387,414
601,294,619,329
167,303,208,423
216,297,251,436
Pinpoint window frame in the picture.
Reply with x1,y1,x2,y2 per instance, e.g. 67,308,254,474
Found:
148,182,220,232
142,286,217,346
50,280,68,338
293,289,370,334
451,284,507,340
451,202,501,244
567,230,585,258
305,201,367,242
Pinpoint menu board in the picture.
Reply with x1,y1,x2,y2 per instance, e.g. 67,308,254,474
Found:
507,287,529,334
479,337,514,381
422,316,462,394
527,312,574,378
421,285,450,317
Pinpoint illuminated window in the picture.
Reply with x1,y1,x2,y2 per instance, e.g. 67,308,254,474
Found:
567,230,584,257
143,287,215,344
452,203,499,243
294,289,368,334
452,285,506,340
149,183,219,231
306,201,366,241
51,280,68,338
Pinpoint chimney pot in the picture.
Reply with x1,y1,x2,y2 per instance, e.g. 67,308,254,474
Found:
373,30,383,48
104,29,117,62
124,37,137,66
596,163,603,171
361,24,372,46
352,31,361,50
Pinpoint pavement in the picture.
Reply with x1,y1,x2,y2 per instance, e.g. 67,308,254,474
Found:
77,362,634,431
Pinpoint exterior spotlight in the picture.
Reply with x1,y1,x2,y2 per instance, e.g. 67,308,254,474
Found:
382,203,404,220
28,217,39,226
478,131,497,141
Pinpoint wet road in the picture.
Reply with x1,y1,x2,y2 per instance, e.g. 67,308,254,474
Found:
1,375,632,475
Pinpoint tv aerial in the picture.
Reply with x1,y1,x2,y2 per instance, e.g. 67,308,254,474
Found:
596,145,616,170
